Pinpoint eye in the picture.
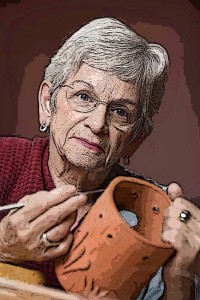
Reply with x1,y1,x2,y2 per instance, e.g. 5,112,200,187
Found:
115,108,127,117
110,107,128,118
72,91,95,110
76,93,91,102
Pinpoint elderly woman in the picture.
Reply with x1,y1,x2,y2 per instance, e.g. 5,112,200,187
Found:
0,17,199,299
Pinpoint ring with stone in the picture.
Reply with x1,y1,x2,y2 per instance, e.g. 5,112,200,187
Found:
41,233,60,248
179,210,191,224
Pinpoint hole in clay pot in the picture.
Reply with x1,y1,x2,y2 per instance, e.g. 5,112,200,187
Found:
142,256,149,260
131,192,138,199
107,234,113,239
120,210,139,228
99,214,103,218
152,207,160,213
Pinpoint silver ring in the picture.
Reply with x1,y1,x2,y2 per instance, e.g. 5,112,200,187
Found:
179,210,191,223
41,233,60,248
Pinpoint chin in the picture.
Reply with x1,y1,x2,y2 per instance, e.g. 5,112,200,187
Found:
62,142,114,171
66,153,107,171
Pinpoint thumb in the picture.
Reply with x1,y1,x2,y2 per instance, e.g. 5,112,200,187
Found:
167,182,184,200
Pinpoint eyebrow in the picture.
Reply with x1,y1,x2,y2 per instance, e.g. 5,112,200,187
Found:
113,99,137,107
62,80,137,106
63,80,93,89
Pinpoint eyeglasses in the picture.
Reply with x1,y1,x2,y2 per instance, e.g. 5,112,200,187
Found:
61,84,140,131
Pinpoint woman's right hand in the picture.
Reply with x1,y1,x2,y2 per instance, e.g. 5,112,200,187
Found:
0,185,87,263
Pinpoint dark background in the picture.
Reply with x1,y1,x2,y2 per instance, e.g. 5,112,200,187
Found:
0,0,199,204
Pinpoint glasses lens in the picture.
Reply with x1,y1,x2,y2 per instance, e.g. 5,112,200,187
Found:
109,105,138,127
65,87,138,130
68,92,96,112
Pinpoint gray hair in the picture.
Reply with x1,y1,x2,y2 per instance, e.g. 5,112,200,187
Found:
44,17,169,141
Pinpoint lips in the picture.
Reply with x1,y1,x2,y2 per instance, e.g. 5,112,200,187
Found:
74,137,105,152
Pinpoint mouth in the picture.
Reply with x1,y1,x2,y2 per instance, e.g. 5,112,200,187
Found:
74,137,105,153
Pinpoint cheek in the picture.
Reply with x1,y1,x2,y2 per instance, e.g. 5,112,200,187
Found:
107,130,128,161
50,107,82,145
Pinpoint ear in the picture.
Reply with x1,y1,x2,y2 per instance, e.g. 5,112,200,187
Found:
38,80,52,126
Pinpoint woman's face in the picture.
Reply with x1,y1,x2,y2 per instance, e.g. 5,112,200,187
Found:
40,64,143,171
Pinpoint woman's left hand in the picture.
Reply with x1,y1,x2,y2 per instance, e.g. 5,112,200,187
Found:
161,183,200,299
162,183,200,277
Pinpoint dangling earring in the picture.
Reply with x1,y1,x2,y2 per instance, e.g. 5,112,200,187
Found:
123,155,130,166
39,121,47,132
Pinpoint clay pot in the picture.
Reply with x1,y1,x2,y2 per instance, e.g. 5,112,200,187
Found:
55,176,174,299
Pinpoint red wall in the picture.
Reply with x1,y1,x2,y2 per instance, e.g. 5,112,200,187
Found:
0,0,199,204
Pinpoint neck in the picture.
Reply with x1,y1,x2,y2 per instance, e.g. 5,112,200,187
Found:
49,159,113,191
48,138,117,229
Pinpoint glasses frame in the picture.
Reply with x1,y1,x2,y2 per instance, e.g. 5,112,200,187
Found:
60,84,141,130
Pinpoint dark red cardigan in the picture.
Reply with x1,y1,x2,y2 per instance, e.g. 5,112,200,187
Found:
0,136,157,290
0,136,62,289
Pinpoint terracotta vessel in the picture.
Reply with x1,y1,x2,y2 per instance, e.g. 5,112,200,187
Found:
55,176,174,299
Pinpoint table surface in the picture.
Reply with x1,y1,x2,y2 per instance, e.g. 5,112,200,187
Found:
0,277,84,300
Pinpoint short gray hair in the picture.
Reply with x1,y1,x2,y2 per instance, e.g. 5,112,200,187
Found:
44,17,169,140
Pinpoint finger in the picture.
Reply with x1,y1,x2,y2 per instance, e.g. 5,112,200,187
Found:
41,233,74,261
162,222,200,254
168,218,200,237
164,214,200,237
97,290,110,297
87,278,94,293
89,286,100,297
165,197,200,229
45,212,76,242
162,228,191,254
167,182,184,200
82,278,94,296
162,228,180,245
186,232,200,252
10,185,77,226
29,193,87,234
174,197,200,219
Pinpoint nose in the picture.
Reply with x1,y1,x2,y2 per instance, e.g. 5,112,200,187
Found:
84,104,109,134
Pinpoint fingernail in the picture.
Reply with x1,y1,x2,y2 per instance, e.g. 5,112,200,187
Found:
70,221,79,232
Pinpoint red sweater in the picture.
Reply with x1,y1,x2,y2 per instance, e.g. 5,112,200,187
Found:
0,136,61,289
0,136,158,290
